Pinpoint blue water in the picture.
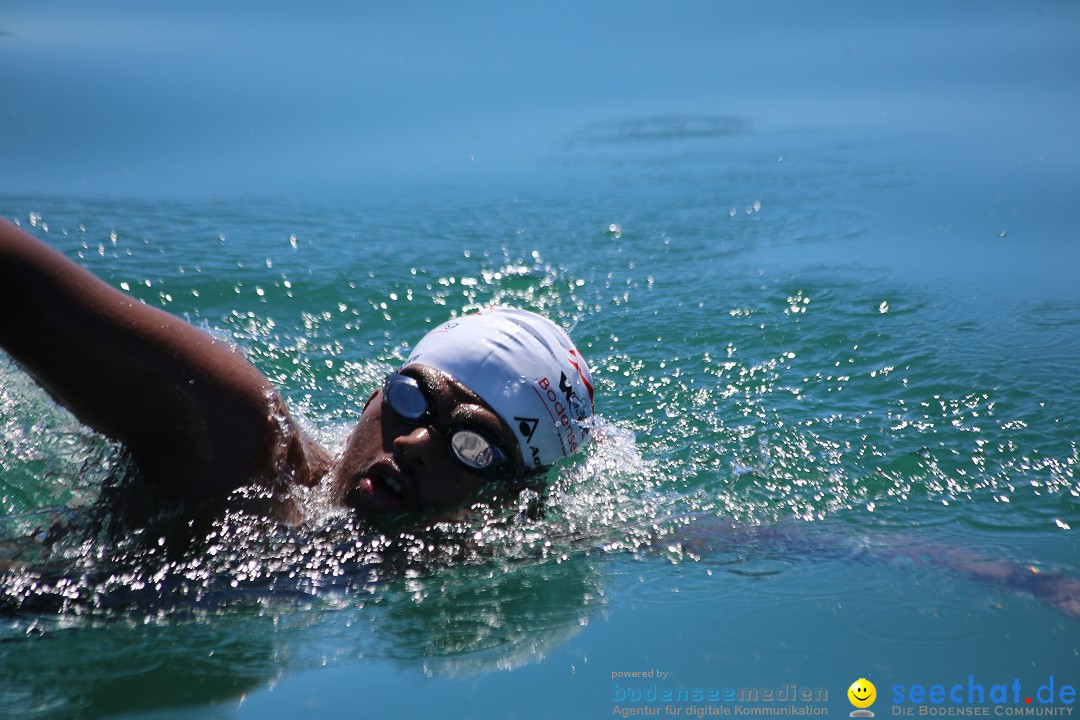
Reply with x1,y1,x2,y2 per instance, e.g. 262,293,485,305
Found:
2,2,1080,719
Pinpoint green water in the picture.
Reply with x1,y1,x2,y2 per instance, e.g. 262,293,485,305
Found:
2,1,1080,718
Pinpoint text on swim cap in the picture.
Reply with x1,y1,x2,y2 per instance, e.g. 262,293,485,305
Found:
535,374,590,458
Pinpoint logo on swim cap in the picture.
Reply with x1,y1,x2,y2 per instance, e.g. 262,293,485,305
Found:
404,308,594,470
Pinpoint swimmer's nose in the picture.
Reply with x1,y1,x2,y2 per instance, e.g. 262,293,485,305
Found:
393,425,443,472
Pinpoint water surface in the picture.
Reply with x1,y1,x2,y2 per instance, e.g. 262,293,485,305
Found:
1,1,1079,718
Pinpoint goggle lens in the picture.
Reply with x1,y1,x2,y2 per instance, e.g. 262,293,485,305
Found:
384,373,428,421
449,429,495,469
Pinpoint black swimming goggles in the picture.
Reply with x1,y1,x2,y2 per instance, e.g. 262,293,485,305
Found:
382,372,512,473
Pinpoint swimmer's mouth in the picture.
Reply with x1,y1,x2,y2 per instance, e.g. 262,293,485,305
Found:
345,460,412,513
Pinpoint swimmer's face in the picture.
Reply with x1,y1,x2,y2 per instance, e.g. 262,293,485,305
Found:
332,365,526,517
847,679,876,709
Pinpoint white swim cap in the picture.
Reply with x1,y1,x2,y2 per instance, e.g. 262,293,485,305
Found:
403,308,594,471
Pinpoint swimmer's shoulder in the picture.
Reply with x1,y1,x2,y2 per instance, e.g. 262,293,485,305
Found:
0,219,330,514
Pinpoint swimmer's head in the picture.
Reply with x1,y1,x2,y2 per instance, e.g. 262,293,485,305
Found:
336,308,594,517
403,308,595,472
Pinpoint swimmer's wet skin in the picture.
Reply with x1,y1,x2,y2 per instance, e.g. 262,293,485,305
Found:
0,219,594,523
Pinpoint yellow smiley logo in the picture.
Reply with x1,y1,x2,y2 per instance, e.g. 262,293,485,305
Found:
848,678,877,709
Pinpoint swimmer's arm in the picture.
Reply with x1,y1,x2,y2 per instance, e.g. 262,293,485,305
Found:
670,519,1080,620
892,540,1080,620
0,219,321,503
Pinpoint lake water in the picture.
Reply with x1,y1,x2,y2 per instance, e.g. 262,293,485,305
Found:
2,2,1079,718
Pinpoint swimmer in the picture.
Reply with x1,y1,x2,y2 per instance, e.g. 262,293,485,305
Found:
0,218,593,522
